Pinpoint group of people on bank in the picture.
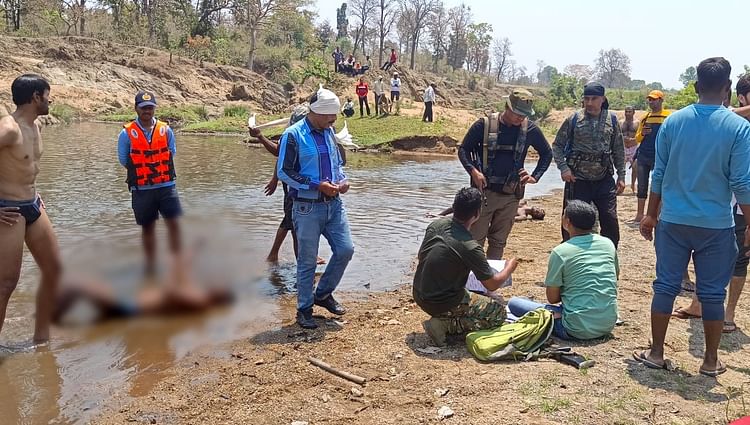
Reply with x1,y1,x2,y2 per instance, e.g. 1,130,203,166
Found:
3,56,750,380
415,57,750,378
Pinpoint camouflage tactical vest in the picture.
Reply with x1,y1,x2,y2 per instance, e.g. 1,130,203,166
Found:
565,109,616,181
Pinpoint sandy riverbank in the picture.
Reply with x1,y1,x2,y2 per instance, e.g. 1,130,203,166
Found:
93,192,750,425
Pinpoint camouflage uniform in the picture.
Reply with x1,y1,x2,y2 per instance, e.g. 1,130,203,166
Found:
552,109,625,247
431,290,507,334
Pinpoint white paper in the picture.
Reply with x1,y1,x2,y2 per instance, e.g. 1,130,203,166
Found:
465,259,512,294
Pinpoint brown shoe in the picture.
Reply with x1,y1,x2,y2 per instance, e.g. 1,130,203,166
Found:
422,318,448,347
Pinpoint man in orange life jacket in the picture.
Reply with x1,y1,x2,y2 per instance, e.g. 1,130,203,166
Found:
118,90,182,274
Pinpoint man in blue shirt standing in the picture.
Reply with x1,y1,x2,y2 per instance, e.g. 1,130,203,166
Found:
278,86,354,329
638,58,750,377
118,90,182,275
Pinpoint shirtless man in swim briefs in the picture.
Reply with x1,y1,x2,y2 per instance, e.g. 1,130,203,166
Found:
0,74,61,343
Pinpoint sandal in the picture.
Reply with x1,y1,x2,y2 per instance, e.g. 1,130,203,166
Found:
723,321,738,333
633,350,670,370
699,361,727,377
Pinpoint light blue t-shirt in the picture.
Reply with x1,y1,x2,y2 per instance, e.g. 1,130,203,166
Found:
545,233,619,340
117,117,177,190
652,104,750,229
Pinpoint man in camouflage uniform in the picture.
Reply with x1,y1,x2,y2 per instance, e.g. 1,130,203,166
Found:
413,187,518,346
552,82,626,247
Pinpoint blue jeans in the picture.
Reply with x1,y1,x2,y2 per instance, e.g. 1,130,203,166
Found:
507,297,571,340
653,221,737,321
292,197,354,312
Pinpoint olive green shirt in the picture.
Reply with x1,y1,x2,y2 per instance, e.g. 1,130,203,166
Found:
413,217,495,316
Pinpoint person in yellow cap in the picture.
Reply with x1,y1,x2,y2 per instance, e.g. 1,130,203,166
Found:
457,88,553,259
632,90,671,222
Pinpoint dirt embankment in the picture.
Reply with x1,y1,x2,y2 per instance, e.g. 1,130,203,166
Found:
0,36,289,117
93,193,750,425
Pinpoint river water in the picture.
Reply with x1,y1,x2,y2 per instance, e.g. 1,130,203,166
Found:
0,122,563,424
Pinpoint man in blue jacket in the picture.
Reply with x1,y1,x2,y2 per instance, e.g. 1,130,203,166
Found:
278,87,354,329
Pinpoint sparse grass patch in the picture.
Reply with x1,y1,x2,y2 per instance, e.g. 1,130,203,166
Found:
50,103,79,123
540,397,571,413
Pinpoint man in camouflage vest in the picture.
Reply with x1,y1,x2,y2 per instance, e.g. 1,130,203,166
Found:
552,82,626,247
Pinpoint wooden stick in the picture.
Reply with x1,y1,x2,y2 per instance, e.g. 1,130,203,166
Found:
254,117,289,130
308,357,367,385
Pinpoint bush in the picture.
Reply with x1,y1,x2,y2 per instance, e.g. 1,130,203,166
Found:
605,89,648,110
467,75,479,91
224,105,250,118
665,84,698,110
50,103,78,123
531,98,551,121
548,74,581,109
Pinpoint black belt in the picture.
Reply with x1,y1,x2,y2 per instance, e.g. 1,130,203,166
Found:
297,195,339,203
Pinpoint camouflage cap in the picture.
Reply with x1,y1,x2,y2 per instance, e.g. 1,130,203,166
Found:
507,88,535,117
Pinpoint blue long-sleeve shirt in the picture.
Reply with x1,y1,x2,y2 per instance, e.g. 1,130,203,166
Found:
117,117,177,190
652,104,750,229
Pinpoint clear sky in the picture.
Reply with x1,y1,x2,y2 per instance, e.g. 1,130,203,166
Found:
309,0,748,89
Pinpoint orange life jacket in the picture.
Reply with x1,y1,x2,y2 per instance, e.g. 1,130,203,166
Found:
125,120,176,188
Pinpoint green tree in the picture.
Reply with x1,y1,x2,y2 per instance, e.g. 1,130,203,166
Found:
537,65,558,86
548,74,581,109
679,66,697,87
665,84,697,110
465,22,491,73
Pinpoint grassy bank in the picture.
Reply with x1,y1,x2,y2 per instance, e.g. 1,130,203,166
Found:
97,105,465,147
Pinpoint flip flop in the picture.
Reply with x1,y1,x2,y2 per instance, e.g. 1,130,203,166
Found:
723,321,738,333
672,307,701,320
633,350,669,370
699,361,727,377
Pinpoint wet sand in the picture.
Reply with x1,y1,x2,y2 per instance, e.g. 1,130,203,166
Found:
92,192,750,425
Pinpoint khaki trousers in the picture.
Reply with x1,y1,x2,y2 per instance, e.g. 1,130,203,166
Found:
470,190,520,260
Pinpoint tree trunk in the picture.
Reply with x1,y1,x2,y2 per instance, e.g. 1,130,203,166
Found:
247,26,257,70
378,36,384,68
409,32,417,70
79,0,86,35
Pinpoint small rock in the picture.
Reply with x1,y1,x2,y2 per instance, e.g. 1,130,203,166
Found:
519,407,529,413
255,359,265,365
291,422,309,425
560,384,567,389
322,394,331,403
434,388,449,397
351,387,364,398
670,408,680,414
375,309,387,315
378,319,402,326
388,367,397,375
394,353,403,359
437,406,454,419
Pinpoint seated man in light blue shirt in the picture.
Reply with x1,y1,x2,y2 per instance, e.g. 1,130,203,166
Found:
117,90,181,275
508,200,618,340
638,57,750,377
